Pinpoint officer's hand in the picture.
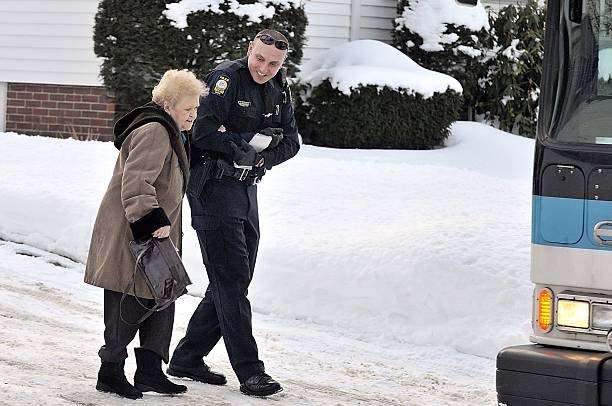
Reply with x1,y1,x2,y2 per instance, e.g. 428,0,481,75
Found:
267,133,283,149
230,140,264,168
249,128,283,152
263,129,283,150
259,127,283,137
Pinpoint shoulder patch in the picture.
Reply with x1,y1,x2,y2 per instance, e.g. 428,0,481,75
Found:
212,75,230,96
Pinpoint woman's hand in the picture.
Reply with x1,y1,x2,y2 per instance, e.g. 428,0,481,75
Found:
152,225,171,239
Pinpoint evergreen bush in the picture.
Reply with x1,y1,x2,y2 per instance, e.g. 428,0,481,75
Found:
477,0,545,137
93,0,184,118
94,0,307,118
298,81,462,149
392,0,489,118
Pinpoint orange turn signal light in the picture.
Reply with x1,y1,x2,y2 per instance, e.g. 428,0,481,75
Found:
537,288,553,332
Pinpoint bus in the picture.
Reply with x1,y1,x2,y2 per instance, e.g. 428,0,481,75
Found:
496,0,612,404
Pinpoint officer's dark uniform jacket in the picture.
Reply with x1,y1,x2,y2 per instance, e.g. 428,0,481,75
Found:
191,57,300,172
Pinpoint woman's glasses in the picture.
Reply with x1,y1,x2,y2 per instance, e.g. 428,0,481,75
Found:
255,34,289,50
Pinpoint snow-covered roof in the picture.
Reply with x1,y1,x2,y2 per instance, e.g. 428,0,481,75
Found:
395,0,489,52
297,39,463,97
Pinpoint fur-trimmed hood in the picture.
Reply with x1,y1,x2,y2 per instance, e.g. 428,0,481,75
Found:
113,102,190,191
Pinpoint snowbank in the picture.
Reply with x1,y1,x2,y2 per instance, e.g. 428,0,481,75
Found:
0,122,534,358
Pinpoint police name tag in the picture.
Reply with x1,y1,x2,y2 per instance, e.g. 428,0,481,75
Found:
213,75,230,96
238,100,251,107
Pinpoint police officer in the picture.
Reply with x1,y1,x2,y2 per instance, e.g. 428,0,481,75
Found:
167,29,299,397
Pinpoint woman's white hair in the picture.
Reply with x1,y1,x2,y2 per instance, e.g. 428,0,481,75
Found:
152,69,207,107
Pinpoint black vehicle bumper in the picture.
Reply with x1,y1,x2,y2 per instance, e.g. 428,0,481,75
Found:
497,344,612,405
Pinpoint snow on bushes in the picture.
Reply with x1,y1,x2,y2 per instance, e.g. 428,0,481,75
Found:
393,0,489,117
296,40,462,149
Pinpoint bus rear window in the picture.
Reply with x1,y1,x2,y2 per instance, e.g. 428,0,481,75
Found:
598,2,612,96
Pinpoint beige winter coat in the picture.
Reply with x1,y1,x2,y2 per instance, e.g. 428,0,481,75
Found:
84,121,188,298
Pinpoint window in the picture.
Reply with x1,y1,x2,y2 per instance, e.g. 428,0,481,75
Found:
598,0,612,96
552,0,612,144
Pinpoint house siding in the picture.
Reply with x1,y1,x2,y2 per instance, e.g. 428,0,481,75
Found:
303,0,398,60
482,0,525,12
303,0,352,61
0,0,102,86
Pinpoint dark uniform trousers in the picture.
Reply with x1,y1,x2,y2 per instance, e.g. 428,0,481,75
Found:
171,179,265,383
99,289,175,363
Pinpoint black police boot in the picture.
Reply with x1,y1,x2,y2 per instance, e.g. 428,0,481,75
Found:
166,362,227,385
240,372,283,397
133,348,188,395
96,361,143,400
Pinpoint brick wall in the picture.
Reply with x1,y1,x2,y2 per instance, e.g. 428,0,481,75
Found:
5,83,115,141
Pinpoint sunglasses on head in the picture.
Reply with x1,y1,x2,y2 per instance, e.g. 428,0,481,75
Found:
255,34,289,50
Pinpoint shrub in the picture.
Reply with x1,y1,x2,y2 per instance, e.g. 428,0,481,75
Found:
477,0,545,137
298,81,462,149
93,0,185,118
393,0,489,117
94,0,307,118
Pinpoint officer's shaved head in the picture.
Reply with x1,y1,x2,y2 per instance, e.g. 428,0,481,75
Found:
253,29,289,46
247,29,288,84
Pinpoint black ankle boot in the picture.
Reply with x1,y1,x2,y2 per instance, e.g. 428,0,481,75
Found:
96,361,143,399
134,348,187,394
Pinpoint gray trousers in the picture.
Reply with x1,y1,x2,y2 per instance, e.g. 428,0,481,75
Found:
98,289,175,363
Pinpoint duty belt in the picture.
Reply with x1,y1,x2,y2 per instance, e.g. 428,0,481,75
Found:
214,159,263,185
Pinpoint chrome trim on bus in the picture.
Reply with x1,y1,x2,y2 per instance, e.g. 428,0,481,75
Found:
529,334,608,352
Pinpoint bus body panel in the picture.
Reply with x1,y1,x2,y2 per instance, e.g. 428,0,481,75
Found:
531,244,612,290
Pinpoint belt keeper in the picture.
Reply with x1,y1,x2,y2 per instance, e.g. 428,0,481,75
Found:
238,168,249,181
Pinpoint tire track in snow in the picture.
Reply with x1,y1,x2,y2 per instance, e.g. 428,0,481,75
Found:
0,280,99,319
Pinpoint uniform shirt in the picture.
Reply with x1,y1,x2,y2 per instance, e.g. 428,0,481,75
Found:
191,57,300,170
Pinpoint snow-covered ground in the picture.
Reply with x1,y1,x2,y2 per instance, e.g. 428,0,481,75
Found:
0,121,534,405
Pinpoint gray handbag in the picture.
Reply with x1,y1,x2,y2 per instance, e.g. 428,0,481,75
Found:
120,237,192,325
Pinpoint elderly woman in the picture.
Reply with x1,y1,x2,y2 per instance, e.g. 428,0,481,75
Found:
85,70,207,399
